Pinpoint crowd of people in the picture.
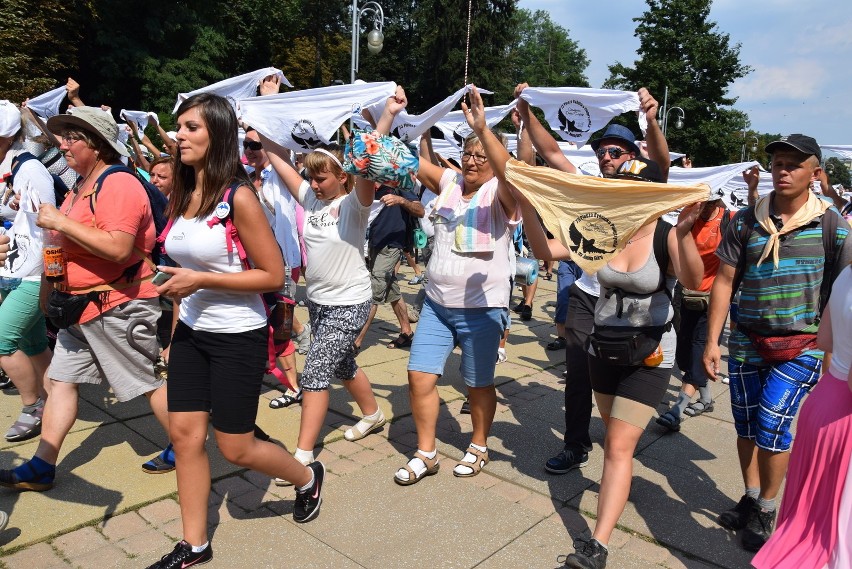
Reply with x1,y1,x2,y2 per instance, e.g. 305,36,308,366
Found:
0,73,847,569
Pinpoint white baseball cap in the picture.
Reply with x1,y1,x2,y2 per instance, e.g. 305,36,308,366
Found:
0,100,22,138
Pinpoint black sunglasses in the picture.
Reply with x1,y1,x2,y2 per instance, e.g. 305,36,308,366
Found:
243,140,263,151
596,147,629,159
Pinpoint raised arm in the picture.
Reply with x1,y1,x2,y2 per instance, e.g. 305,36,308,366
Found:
257,132,304,201
514,191,572,261
638,87,670,182
126,123,151,172
818,169,846,210
463,85,517,217
153,121,177,156
668,203,704,289
743,166,760,207
511,109,535,166
66,77,84,107
514,83,576,173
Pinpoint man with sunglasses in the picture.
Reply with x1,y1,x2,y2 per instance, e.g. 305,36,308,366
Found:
514,83,670,476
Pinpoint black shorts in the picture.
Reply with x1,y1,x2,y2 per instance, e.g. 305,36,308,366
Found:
167,321,268,434
588,356,671,409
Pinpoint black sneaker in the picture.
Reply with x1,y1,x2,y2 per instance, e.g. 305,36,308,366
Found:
147,541,212,569
545,448,589,474
519,304,533,321
460,398,471,414
717,494,757,530
293,461,325,523
512,301,525,314
741,506,776,552
559,537,608,569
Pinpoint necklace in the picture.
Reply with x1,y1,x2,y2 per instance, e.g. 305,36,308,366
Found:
65,159,104,214
627,230,653,244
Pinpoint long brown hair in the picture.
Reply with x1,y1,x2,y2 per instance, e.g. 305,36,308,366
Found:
169,93,251,220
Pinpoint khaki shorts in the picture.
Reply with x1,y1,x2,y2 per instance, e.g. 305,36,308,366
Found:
368,245,402,304
50,297,164,402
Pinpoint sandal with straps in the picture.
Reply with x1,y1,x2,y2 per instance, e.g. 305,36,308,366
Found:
453,444,489,478
683,399,715,417
387,332,413,349
394,451,440,486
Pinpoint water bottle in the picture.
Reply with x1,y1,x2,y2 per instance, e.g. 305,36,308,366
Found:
42,228,67,283
0,221,22,290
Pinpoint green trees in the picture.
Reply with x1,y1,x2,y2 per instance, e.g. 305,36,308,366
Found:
826,157,852,189
507,9,589,89
0,0,81,104
605,0,751,166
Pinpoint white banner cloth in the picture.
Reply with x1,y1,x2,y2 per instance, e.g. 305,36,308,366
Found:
26,86,66,119
173,67,292,113
239,82,397,152
519,86,648,147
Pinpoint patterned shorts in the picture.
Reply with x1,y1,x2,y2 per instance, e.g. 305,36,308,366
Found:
728,355,821,452
300,299,371,391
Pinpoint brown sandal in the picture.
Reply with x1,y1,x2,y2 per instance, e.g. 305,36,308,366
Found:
394,451,440,486
453,444,489,478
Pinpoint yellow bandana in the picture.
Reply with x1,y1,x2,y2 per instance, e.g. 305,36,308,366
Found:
504,158,710,274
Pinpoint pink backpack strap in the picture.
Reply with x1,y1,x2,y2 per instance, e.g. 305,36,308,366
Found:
207,183,295,391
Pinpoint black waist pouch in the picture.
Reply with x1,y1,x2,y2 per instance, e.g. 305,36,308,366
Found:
587,325,667,366
46,290,97,329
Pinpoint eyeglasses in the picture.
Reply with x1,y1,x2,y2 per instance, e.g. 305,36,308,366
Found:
461,151,488,165
60,134,83,146
596,147,629,160
243,140,263,151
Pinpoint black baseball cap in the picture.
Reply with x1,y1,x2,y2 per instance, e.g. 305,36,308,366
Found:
765,134,821,161
614,157,663,183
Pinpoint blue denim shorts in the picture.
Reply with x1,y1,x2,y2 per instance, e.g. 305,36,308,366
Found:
407,297,509,388
728,355,821,452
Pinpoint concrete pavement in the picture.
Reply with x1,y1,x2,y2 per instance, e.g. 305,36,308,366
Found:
0,270,762,568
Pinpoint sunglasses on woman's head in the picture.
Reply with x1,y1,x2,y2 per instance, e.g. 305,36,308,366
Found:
243,140,263,151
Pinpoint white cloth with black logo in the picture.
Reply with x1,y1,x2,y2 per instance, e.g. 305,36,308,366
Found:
519,86,648,147
173,67,292,113
25,86,66,119
364,84,492,143
239,81,397,153
119,110,159,140
433,100,517,151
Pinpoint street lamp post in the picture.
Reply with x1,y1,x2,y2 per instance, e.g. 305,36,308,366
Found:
662,106,685,137
351,0,385,84
740,132,758,162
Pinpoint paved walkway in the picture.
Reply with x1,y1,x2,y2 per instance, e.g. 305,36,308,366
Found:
0,270,761,568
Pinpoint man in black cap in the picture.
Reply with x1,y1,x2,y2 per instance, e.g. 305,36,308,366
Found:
514,83,672,476
704,134,852,552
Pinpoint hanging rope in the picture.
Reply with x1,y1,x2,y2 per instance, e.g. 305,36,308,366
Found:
463,0,473,102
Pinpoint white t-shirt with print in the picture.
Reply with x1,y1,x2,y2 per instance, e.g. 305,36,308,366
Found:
425,171,517,309
298,180,372,305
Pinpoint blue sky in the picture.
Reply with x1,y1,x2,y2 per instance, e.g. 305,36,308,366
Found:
517,0,852,147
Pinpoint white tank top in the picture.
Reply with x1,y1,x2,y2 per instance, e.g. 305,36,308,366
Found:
164,214,267,333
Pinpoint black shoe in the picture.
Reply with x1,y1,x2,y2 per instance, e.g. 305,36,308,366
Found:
545,448,589,474
519,304,532,321
717,494,757,530
741,506,776,552
293,461,325,523
512,301,525,314
460,398,471,414
147,541,212,569
559,537,608,569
